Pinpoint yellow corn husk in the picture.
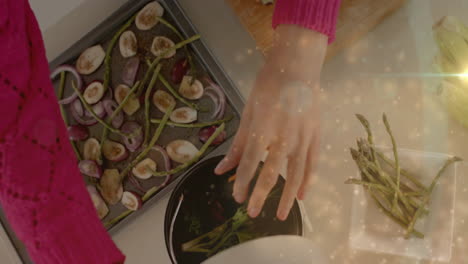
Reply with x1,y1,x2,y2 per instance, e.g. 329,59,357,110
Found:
433,16,468,128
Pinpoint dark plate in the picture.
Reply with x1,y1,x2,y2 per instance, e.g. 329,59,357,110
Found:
164,156,303,264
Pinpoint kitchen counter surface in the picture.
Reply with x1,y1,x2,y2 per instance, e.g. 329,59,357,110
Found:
2,0,468,263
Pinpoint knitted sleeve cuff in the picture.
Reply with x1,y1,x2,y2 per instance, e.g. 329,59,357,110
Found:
272,0,342,43
25,197,126,264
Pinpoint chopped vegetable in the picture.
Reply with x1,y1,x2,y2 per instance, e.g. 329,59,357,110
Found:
121,191,142,211
83,138,102,164
104,14,137,94
76,45,105,75
103,100,124,128
119,105,174,179
135,1,164,30
152,90,176,114
144,64,163,146
50,65,83,105
87,185,109,219
167,140,199,164
170,107,197,124
100,81,141,157
171,58,189,84
158,74,199,110
199,126,226,145
204,77,226,119
132,158,157,179
121,121,144,152
152,145,172,186
99,169,124,205
151,36,176,59
179,76,204,100
119,30,138,58
150,124,225,177
57,72,82,160
102,140,128,161
83,81,105,104
72,81,130,137
115,84,141,116
67,125,89,141
122,57,140,86
85,101,107,119
79,160,102,178
71,98,84,117
151,117,232,128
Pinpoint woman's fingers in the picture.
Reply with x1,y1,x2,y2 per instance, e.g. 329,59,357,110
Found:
247,143,286,218
298,133,319,200
277,140,308,221
232,126,269,204
215,102,253,175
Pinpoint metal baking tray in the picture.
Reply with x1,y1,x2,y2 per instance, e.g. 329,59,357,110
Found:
0,0,244,262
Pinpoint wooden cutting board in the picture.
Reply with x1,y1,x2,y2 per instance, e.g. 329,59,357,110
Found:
226,0,407,61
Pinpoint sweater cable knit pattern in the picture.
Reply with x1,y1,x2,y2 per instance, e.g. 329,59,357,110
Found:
0,0,125,263
273,0,342,43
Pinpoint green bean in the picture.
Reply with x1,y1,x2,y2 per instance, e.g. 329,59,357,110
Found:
158,74,199,110
71,81,130,138
143,65,162,146
149,123,225,177
119,105,174,179
150,117,232,128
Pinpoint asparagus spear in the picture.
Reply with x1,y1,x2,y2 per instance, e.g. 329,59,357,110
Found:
119,105,174,179
405,156,462,238
71,81,131,138
149,123,226,177
382,113,402,214
150,117,232,128
143,64,162,146
104,14,137,93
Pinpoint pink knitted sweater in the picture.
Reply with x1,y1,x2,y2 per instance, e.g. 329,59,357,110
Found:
0,0,340,263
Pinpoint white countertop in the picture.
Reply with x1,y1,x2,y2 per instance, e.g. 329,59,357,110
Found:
3,0,468,263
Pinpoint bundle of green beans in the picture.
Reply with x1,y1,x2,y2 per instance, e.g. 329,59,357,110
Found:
346,113,462,239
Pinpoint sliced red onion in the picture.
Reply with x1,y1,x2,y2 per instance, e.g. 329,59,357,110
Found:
71,99,84,117
50,65,83,105
122,57,140,86
70,102,98,126
204,90,220,119
67,125,89,141
204,77,226,120
104,85,114,100
171,58,189,84
84,101,106,119
199,126,226,146
128,174,146,194
121,121,143,152
152,145,172,186
79,160,102,178
103,100,124,128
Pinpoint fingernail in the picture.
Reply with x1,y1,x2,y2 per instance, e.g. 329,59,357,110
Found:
215,159,226,174
277,210,288,221
248,206,260,218
232,192,242,203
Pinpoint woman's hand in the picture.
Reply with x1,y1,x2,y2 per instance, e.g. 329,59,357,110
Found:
215,25,328,220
